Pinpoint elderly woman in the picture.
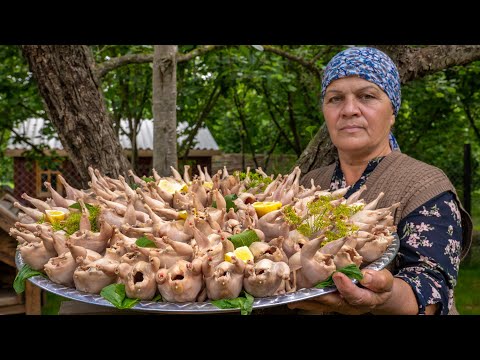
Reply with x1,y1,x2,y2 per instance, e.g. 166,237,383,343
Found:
289,47,472,315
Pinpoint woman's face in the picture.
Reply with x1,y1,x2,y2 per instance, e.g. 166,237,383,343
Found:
322,76,395,157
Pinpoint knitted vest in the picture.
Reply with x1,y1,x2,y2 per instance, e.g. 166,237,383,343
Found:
300,151,473,259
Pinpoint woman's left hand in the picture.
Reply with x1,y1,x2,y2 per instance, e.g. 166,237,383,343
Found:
287,269,394,314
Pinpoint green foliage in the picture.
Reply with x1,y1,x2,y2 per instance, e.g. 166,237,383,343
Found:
235,170,273,191
284,196,362,241
56,203,101,235
100,283,139,309
456,247,480,314
13,264,46,293
211,291,254,315
135,236,157,248
315,264,364,288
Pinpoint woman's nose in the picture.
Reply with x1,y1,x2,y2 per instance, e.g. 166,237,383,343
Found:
341,96,360,117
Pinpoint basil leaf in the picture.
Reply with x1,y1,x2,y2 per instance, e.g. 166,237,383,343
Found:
13,264,45,294
100,283,140,309
315,264,364,288
224,194,238,212
240,291,254,315
211,291,254,315
212,194,238,212
152,294,163,302
135,236,157,248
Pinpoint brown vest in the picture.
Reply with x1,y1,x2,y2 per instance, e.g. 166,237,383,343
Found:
300,151,473,259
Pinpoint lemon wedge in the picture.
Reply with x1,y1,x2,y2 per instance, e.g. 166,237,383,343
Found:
203,181,213,190
177,210,188,220
252,201,282,218
158,179,187,194
45,209,66,223
225,246,254,263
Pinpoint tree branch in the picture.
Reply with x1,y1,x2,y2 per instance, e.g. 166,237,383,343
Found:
262,45,322,79
375,45,480,83
177,45,227,63
95,54,153,79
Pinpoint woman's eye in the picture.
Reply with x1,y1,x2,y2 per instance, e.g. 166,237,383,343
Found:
328,96,342,103
361,94,375,100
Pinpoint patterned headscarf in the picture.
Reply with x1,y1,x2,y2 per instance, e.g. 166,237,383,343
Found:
321,47,401,116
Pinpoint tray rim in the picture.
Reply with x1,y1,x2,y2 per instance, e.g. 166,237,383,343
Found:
16,233,400,314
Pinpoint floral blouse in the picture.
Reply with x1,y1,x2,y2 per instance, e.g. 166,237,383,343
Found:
330,157,463,315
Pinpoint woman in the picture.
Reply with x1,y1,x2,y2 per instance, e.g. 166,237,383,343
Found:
289,47,472,315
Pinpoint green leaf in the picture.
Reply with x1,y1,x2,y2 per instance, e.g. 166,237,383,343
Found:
224,193,238,212
135,236,157,248
315,264,364,288
228,229,260,249
100,283,140,309
212,193,238,212
152,294,163,302
240,291,254,315
13,264,45,294
68,202,96,211
142,176,155,183
211,291,254,315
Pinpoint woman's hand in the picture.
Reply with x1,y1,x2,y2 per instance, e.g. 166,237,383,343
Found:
288,269,410,315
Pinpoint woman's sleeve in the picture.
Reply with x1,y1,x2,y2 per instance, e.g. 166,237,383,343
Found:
394,191,463,315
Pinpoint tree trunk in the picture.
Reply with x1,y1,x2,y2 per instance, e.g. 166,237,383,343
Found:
152,45,178,176
295,123,338,174
21,45,131,187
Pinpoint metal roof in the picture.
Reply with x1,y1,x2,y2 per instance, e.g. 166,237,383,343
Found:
7,118,219,151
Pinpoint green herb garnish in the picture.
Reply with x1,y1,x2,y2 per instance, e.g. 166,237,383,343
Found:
135,236,157,248
100,284,140,309
235,171,273,191
212,193,238,212
211,291,254,315
284,196,362,243
63,202,100,234
13,264,46,293
143,176,155,183
152,294,163,302
315,264,364,288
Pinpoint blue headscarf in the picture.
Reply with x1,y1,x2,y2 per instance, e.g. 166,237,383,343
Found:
321,47,401,115
322,46,401,151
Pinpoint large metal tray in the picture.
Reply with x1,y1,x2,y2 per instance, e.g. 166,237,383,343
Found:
16,233,399,314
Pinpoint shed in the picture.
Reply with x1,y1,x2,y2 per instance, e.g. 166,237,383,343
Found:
5,118,220,201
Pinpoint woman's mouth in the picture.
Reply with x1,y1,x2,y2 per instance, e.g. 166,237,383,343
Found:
340,125,363,133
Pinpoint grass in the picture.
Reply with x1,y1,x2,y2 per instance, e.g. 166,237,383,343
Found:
456,246,480,315
471,192,480,231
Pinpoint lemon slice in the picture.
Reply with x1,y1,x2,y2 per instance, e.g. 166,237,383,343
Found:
158,179,187,194
203,181,213,190
45,209,66,223
252,201,282,218
224,246,254,263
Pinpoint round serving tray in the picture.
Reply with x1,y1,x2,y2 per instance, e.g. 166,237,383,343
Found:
16,233,400,314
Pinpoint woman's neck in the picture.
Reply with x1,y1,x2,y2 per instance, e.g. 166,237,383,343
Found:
338,146,392,186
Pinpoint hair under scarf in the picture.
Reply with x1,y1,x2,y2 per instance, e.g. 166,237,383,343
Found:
321,47,401,116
